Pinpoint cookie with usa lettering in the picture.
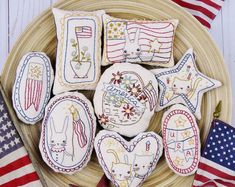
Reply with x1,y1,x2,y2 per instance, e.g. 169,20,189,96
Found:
161,104,200,176
39,92,96,174
12,52,54,125
102,14,178,67
93,63,158,137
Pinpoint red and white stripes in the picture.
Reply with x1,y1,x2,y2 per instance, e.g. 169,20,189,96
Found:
172,0,224,28
0,147,42,187
24,79,43,112
193,157,235,187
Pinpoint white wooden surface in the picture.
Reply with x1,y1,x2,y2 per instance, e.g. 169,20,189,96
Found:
0,0,235,124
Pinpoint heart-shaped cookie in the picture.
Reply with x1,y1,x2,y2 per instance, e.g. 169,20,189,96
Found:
94,130,163,187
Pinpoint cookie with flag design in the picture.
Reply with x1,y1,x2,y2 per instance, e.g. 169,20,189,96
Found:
93,63,158,137
39,92,96,174
12,52,54,124
162,104,201,176
102,14,178,67
52,8,105,94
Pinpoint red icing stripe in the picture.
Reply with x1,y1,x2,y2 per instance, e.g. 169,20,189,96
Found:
1,172,39,187
0,155,31,176
172,0,216,19
198,162,235,180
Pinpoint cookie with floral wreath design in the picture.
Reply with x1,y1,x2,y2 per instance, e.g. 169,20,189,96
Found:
93,63,158,137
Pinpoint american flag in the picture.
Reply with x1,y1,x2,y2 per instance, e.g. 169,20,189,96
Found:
172,0,225,29
142,81,157,111
25,63,43,112
193,119,235,187
73,119,87,148
0,92,42,187
107,21,174,63
75,26,92,38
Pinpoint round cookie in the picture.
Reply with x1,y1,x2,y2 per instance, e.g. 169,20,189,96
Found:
94,63,158,137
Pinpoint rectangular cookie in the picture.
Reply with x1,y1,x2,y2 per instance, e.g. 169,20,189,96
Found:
102,14,178,67
53,8,105,94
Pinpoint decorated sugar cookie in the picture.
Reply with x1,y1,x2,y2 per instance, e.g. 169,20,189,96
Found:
151,48,222,119
161,104,200,176
94,130,163,187
93,63,158,137
39,92,96,174
52,8,105,94
102,14,178,67
12,52,54,124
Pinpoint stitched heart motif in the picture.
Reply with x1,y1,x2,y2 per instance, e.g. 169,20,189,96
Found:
94,130,163,187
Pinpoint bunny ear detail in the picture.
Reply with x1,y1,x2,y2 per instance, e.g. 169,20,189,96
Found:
62,116,69,134
50,117,56,135
134,28,140,44
124,28,130,44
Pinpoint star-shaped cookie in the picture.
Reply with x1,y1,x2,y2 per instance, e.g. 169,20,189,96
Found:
151,48,222,119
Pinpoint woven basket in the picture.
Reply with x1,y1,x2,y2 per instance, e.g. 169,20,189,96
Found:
1,0,232,186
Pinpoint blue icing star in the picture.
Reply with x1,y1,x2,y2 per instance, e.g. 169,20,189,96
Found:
151,49,222,119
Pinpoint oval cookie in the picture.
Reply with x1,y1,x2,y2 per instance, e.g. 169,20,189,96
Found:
12,52,54,124
39,92,96,174
93,63,158,137
95,130,163,187
162,104,200,176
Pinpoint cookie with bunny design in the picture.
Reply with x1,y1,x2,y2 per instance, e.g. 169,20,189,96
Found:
102,14,178,67
39,92,96,174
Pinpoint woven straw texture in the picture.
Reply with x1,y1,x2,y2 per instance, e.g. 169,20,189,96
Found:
1,0,232,186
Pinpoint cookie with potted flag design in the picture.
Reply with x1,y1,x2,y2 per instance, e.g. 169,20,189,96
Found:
39,92,96,174
94,130,163,187
151,48,222,119
162,104,201,176
52,8,105,94
93,63,158,137
12,52,54,124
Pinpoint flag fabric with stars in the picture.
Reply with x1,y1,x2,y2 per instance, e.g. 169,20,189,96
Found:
193,119,235,187
0,92,42,187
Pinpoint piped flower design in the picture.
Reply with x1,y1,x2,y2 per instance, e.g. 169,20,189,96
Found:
120,75,137,89
98,114,109,125
111,71,123,84
138,94,147,103
122,104,135,119
105,94,118,104
127,83,142,97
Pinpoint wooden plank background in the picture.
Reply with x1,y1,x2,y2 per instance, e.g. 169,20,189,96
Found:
0,0,235,124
